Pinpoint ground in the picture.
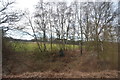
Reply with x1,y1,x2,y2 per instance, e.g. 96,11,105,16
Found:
2,48,118,78
3,70,118,78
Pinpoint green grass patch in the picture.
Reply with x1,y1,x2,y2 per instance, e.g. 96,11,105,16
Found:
10,42,80,53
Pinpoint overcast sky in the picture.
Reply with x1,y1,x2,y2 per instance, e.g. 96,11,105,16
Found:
14,0,72,12
14,0,118,13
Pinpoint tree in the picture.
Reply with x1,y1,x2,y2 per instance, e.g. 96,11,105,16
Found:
0,0,23,36
34,0,49,51
88,2,118,57
24,11,42,52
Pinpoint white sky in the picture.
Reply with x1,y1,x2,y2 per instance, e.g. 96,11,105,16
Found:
14,0,38,11
14,0,74,13
14,0,118,13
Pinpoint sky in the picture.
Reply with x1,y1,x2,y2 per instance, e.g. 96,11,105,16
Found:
14,0,118,13
14,0,75,13
6,0,119,40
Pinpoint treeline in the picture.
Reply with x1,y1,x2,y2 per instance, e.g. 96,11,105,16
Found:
4,37,82,45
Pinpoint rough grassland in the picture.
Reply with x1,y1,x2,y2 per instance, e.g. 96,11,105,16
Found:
3,41,118,78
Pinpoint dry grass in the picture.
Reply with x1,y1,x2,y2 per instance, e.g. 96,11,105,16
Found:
2,40,118,78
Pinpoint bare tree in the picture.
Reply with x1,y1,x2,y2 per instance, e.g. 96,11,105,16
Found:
34,0,49,51
0,0,23,36
87,2,118,57
24,11,42,52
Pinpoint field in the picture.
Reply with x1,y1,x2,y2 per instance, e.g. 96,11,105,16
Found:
10,42,80,53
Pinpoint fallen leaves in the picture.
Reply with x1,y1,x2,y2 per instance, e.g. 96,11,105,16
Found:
3,70,118,78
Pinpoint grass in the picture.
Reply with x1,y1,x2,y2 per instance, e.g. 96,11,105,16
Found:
99,42,118,69
10,42,80,53
3,40,118,75
10,41,118,67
